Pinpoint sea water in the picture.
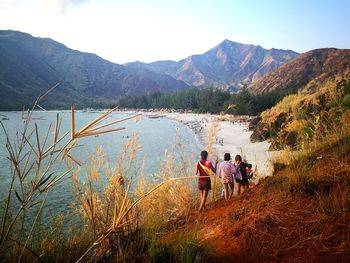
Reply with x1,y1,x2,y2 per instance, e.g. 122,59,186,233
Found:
0,111,201,222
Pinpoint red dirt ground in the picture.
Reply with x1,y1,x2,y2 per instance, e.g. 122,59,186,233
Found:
164,155,350,263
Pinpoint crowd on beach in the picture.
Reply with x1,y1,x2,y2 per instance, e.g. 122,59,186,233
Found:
195,150,255,212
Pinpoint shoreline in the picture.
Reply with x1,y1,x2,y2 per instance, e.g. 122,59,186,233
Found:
143,111,274,178
1,109,274,178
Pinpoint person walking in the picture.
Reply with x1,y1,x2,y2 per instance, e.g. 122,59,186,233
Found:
218,153,236,200
234,154,249,194
195,150,218,212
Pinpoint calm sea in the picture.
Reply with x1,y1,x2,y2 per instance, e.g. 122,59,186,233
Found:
0,111,201,220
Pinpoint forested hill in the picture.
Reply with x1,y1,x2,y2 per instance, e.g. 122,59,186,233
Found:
117,88,285,115
0,30,189,110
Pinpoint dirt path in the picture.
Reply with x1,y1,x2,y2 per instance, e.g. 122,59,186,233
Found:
169,166,350,263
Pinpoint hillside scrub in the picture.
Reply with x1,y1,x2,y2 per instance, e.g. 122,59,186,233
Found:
251,74,350,149
157,110,350,263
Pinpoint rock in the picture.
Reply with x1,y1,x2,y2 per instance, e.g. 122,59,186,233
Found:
269,131,298,150
269,140,282,150
284,131,298,148
273,162,286,172
248,117,261,131
250,112,287,143
272,112,288,130
250,121,270,142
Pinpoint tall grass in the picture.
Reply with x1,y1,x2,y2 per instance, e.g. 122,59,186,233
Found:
0,86,141,262
148,227,210,263
206,121,221,201
272,108,350,193
134,129,215,262
70,128,212,262
0,86,220,262
282,132,347,188
135,130,196,228
70,133,145,262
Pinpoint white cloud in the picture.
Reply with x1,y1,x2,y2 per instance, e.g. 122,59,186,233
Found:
49,0,87,14
0,0,220,63
0,0,88,14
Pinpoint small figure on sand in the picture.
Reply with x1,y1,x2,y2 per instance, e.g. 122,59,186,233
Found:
218,153,235,201
216,138,224,146
195,150,218,212
234,154,249,194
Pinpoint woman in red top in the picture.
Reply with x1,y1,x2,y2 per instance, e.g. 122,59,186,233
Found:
195,150,218,212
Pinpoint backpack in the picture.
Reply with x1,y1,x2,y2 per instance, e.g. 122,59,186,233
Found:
235,164,242,180
246,163,253,179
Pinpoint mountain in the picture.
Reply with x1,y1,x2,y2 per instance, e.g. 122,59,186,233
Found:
249,48,350,150
0,30,189,110
249,48,350,95
126,39,299,91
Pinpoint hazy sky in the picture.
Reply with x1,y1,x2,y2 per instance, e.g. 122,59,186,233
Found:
1,0,349,63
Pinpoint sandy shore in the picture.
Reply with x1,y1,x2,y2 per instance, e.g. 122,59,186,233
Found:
214,121,273,177
146,112,274,178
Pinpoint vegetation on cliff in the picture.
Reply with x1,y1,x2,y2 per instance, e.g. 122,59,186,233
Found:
251,74,350,149
156,100,350,263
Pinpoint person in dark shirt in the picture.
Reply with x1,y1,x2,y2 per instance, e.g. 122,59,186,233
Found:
234,154,249,194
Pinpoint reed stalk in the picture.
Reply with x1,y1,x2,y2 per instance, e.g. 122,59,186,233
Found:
0,84,140,262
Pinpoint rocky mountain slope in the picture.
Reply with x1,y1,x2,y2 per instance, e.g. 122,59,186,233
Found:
249,48,350,150
249,48,350,95
126,40,299,91
0,30,189,110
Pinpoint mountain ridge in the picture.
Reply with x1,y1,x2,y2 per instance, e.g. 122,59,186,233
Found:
125,39,299,91
249,48,350,95
0,30,189,110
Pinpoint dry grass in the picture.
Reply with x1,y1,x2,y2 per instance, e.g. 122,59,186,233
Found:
285,119,308,133
70,133,145,262
0,86,141,262
256,81,350,262
1,115,215,262
261,91,303,123
246,147,350,262
261,75,345,125
135,131,197,230
205,121,221,201
273,118,350,192
133,129,217,262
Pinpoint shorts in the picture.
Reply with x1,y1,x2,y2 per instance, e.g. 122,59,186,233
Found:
235,178,249,185
198,180,211,191
221,175,233,184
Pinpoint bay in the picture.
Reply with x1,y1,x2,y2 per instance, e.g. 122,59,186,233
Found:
0,110,201,221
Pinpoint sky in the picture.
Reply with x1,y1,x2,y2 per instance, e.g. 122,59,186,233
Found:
1,0,349,64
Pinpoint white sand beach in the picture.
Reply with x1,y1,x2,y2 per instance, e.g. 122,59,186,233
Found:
214,121,273,177
145,112,274,179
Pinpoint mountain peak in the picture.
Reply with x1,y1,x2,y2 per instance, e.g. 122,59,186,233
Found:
217,39,242,47
125,39,300,91
220,39,235,44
